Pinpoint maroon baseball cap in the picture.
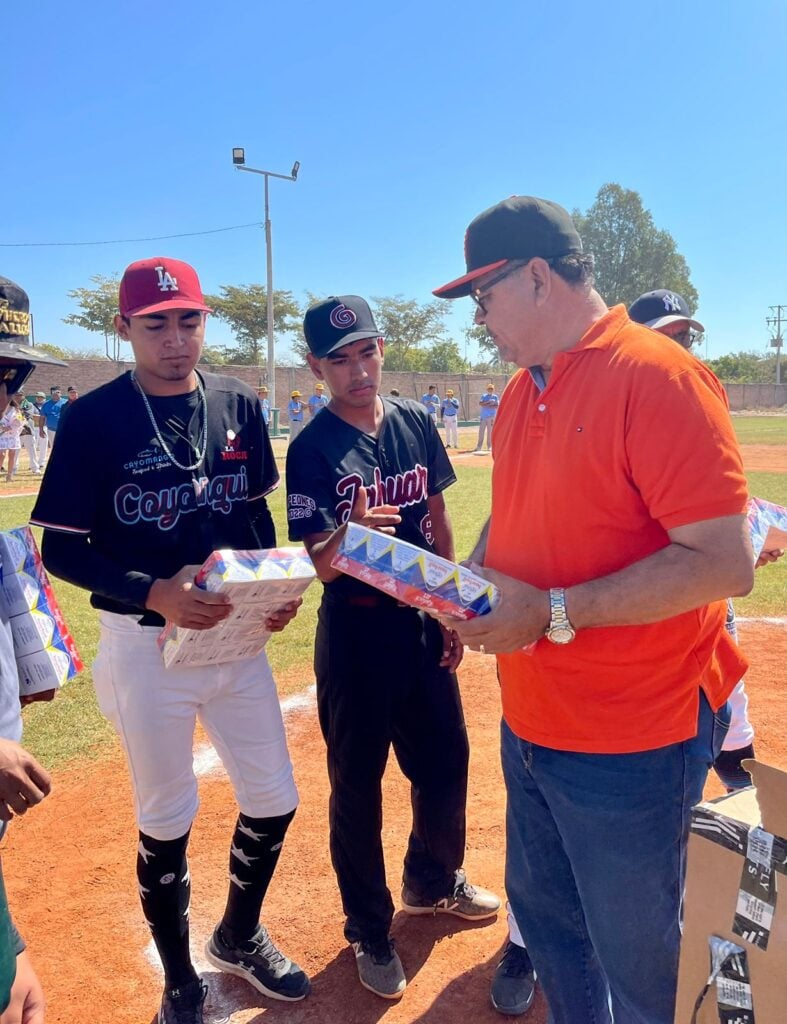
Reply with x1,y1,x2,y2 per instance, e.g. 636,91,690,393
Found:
118,257,213,317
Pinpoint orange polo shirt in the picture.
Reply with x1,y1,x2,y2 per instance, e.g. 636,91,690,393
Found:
487,305,749,754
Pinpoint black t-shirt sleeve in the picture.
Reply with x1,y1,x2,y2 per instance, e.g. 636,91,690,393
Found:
285,438,338,540
30,404,99,534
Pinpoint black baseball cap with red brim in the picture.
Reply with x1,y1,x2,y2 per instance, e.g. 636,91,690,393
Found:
434,196,583,299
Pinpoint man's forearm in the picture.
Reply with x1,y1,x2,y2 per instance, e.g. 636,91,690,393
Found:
566,537,754,630
468,518,490,566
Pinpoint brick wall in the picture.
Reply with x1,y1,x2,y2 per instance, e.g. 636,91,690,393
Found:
25,359,786,422
25,361,511,425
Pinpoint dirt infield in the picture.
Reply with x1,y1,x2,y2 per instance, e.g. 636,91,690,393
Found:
4,622,786,1023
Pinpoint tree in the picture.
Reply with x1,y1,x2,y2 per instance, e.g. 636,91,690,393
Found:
198,345,231,365
464,321,516,374
34,342,104,360
704,350,778,383
425,340,470,374
62,274,124,359
205,285,302,366
369,296,450,371
572,184,698,310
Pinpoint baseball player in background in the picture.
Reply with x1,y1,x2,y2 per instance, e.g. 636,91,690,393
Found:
440,388,460,448
307,381,329,418
477,383,499,451
31,258,309,1024
421,383,440,422
287,390,305,441
286,295,499,1001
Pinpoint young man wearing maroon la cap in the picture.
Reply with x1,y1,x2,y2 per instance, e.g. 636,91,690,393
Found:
32,257,310,1023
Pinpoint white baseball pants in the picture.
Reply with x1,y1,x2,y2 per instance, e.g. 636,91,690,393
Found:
92,611,298,840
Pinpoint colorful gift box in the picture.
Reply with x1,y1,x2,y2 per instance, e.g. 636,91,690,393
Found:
330,523,499,619
0,526,84,695
747,497,787,560
159,548,316,669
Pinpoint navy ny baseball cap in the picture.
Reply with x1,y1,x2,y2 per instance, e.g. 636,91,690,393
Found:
434,196,583,299
628,290,704,333
303,296,381,358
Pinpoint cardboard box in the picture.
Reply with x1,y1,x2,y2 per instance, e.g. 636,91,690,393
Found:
158,547,316,669
330,523,499,619
0,526,84,695
675,760,787,1023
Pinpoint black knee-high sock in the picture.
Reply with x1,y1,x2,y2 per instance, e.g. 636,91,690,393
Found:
137,830,196,990
221,809,296,944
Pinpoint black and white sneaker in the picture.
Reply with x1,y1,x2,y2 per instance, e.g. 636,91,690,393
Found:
158,979,207,1024
205,924,310,1001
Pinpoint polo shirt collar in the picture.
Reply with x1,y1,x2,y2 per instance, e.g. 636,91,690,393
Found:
558,304,629,362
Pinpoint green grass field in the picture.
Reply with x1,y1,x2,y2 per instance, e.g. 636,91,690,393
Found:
2,420,784,769
731,415,787,446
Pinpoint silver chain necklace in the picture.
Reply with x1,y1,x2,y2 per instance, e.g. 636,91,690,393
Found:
130,371,208,472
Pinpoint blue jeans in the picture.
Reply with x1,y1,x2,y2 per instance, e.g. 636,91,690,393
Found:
501,691,729,1024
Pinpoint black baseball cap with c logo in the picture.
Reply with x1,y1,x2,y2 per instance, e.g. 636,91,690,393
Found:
303,296,381,358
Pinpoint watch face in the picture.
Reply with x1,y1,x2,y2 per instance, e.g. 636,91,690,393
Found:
548,625,575,645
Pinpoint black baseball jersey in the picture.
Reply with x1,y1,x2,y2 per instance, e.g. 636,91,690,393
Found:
31,371,278,617
285,397,456,598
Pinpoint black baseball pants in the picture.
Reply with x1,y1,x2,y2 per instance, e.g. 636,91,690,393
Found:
315,593,469,945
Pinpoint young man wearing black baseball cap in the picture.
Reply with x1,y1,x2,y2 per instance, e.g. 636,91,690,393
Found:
32,257,309,1023
433,196,752,1024
285,295,499,1000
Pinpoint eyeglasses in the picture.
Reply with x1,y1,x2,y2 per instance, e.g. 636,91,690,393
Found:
470,262,528,316
665,328,697,349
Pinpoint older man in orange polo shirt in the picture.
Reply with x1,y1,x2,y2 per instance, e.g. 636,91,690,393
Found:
434,197,753,1024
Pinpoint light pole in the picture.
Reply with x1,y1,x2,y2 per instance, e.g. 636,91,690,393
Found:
232,148,300,424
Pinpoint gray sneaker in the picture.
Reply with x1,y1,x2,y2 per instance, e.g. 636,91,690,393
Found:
351,937,406,1000
401,870,500,921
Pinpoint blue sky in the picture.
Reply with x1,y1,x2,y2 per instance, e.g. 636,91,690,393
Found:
3,0,786,365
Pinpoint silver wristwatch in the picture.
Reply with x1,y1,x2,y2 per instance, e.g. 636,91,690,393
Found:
545,587,576,645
